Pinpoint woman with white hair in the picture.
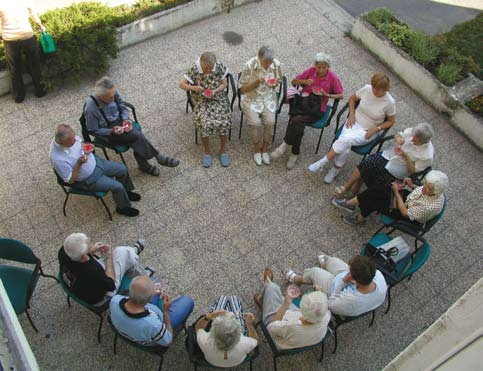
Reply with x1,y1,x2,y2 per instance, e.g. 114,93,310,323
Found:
194,308,258,367
271,52,344,169
333,122,435,199
253,268,330,350
334,170,448,225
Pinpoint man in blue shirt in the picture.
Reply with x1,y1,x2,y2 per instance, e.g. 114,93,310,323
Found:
50,124,141,217
110,276,194,346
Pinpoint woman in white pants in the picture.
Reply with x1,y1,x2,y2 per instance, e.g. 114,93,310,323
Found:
308,73,396,184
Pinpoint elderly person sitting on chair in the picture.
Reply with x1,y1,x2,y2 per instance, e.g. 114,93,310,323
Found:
308,72,396,184
193,308,258,367
334,122,435,199
58,233,150,305
180,52,232,168
253,268,330,350
271,52,344,169
50,124,140,217
239,46,283,166
286,254,387,317
84,76,179,176
110,276,194,346
333,170,448,226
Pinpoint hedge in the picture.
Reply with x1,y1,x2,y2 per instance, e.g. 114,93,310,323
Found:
363,8,482,86
0,0,192,89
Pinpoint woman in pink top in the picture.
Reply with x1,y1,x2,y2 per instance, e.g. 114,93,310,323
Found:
271,53,344,169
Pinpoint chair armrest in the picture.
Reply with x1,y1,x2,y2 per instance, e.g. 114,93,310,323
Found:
327,98,341,127
277,75,288,114
124,102,138,123
256,321,279,353
391,219,426,237
227,73,237,111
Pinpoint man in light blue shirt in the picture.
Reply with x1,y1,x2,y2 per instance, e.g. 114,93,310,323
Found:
110,276,194,346
49,124,141,217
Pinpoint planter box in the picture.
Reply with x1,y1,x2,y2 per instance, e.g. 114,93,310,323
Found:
0,0,256,96
351,17,483,151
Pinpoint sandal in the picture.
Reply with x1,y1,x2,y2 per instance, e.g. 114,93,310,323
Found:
285,269,296,283
157,155,179,168
141,164,160,176
133,239,145,255
334,185,353,199
262,267,273,283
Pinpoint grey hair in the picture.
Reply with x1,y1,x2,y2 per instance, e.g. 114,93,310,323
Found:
314,52,331,67
200,52,216,66
55,124,75,143
258,46,275,62
424,170,448,196
210,313,242,352
300,291,328,323
94,76,115,97
63,233,90,261
412,122,434,144
129,276,154,305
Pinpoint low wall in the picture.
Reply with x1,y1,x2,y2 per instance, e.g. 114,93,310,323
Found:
351,17,483,151
0,0,256,96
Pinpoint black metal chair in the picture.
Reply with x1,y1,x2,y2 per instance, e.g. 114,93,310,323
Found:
186,72,236,143
186,325,259,370
257,320,331,371
237,72,288,142
330,310,376,354
53,169,113,221
79,101,140,166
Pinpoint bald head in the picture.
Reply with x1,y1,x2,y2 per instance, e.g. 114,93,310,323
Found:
129,276,154,305
55,124,76,147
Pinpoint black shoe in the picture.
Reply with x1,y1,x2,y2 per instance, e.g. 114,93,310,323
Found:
127,191,141,202
15,95,25,103
35,90,47,98
116,207,139,217
133,239,145,254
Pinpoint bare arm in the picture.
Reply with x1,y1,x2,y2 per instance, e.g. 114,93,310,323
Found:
271,294,292,322
67,156,87,184
244,313,259,342
193,310,225,332
400,151,416,174
346,93,360,127
213,78,228,94
239,77,265,94
179,78,203,93
392,183,409,218
28,8,44,29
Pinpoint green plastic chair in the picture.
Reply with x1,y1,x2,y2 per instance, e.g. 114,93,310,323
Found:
58,271,132,343
257,320,331,371
309,98,340,154
0,238,59,332
53,169,113,221
361,234,430,313
186,324,259,370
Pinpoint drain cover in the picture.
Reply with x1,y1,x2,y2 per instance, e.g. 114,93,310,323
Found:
222,31,243,45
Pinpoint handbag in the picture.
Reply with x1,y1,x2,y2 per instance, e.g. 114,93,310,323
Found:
39,31,56,54
365,243,399,273
288,93,322,117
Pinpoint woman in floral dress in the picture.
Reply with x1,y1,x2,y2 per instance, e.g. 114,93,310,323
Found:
180,52,232,168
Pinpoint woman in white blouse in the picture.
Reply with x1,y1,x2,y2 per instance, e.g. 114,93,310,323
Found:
309,72,396,184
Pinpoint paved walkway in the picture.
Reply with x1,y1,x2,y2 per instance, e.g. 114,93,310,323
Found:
1,0,482,370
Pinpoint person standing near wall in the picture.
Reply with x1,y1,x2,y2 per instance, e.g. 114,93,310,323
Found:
0,0,47,103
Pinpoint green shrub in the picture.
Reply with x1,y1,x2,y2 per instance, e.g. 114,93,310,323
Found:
438,62,462,86
378,21,415,48
466,95,482,116
364,8,394,28
0,43,5,70
407,31,440,66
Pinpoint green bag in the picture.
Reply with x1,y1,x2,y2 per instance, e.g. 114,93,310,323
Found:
39,31,56,54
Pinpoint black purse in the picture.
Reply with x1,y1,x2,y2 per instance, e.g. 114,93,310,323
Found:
364,243,398,273
288,93,323,117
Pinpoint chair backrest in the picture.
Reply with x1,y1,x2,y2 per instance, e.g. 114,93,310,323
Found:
237,72,287,114
79,103,92,143
400,240,430,279
0,238,39,265
423,196,446,233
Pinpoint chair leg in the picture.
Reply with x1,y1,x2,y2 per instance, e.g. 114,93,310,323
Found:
102,147,110,160
157,356,164,371
369,311,375,327
186,100,189,114
250,359,253,371
229,127,232,141
99,197,113,221
331,327,338,354
239,113,243,139
319,340,324,362
62,194,70,217
272,115,278,143
315,127,325,154
25,309,39,332
118,153,127,166
96,313,104,344
195,128,198,145
385,287,392,314
273,356,278,371
113,333,118,355
67,295,71,308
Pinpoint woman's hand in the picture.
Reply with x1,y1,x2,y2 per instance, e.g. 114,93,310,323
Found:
346,115,355,128
304,79,314,86
244,312,255,324
191,85,204,93
206,310,226,320
403,177,416,188
394,133,404,145
313,284,323,292
391,182,401,193
365,127,378,139
283,292,293,305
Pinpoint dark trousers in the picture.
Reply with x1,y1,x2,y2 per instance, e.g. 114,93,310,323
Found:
358,188,411,218
106,127,159,170
283,113,322,155
4,36,44,102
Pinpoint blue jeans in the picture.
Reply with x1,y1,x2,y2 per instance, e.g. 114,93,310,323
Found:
76,157,133,209
149,295,194,332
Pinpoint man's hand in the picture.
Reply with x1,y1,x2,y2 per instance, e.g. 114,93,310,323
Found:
77,154,88,165
112,126,124,135
244,312,255,324
100,244,112,257
162,294,173,312
122,120,132,132
191,85,204,93
365,127,378,139
89,241,104,254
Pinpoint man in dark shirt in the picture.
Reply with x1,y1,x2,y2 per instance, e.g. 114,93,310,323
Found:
59,232,149,305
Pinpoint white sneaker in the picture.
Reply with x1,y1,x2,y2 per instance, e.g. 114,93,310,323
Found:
254,153,262,166
324,167,340,184
286,154,298,170
262,152,270,165
271,142,287,160
308,158,327,173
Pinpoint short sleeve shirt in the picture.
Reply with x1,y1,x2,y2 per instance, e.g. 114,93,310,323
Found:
406,186,444,223
0,0,35,41
239,56,283,113
196,329,257,367
295,68,343,112
355,84,396,129
184,59,229,104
